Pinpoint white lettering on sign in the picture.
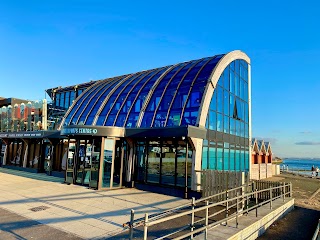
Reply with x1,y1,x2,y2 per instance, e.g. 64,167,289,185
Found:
62,128,98,135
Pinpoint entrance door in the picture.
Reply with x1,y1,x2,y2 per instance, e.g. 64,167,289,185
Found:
89,140,101,188
100,138,124,189
65,139,76,184
75,139,91,185
66,138,101,187
112,140,123,188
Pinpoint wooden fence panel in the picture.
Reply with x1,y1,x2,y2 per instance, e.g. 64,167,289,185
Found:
201,170,247,200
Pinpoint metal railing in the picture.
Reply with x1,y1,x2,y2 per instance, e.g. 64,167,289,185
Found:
124,181,292,239
312,219,320,240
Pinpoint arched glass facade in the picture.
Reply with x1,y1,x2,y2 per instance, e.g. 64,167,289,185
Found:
61,54,225,128
202,59,249,172
57,50,251,191
0,50,251,194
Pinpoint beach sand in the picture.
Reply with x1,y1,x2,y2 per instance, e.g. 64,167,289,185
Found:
257,172,320,240
267,172,320,210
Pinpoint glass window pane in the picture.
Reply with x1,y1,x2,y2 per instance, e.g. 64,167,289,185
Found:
223,90,229,116
209,147,216,169
217,86,223,113
224,148,229,171
102,139,114,188
223,67,229,90
217,113,223,132
217,148,223,170
161,145,176,185
224,116,229,134
147,143,160,184
210,91,217,111
230,70,235,94
209,111,216,130
202,146,208,169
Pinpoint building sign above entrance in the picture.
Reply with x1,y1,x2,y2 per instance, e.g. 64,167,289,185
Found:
61,127,98,135
61,125,125,137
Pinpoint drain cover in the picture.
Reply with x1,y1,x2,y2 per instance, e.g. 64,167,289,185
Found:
29,206,50,212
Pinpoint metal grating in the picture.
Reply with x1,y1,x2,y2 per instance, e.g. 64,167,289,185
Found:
29,206,50,212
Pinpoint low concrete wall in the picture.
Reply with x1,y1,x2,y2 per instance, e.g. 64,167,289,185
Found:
231,199,294,240
196,198,295,240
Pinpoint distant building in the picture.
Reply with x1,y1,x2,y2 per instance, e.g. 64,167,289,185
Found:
251,138,273,179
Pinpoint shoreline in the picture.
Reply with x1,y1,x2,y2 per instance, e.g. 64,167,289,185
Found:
281,170,320,179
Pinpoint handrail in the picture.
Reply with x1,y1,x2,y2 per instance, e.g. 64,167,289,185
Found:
147,184,290,227
141,182,292,240
312,219,320,240
124,183,250,229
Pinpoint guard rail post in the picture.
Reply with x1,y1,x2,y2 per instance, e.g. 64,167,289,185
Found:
129,209,134,240
269,188,272,209
225,190,229,225
236,192,239,228
205,200,209,240
143,213,148,240
255,189,258,217
191,197,195,239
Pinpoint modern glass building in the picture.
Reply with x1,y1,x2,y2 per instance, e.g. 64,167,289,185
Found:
57,50,251,193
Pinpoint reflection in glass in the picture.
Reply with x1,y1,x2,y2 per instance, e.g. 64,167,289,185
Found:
102,139,114,188
90,140,101,188
136,144,146,182
161,145,175,185
147,144,160,183
176,146,192,187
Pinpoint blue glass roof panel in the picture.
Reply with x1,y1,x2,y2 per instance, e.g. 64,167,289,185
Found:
62,53,227,129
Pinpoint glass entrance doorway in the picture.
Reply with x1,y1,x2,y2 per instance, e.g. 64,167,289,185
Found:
65,137,124,190
65,138,101,188
101,138,124,189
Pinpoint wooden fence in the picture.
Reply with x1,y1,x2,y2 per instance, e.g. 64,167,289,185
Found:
252,180,291,201
201,170,248,201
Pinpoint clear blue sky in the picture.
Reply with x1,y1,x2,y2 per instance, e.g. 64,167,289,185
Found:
0,0,319,158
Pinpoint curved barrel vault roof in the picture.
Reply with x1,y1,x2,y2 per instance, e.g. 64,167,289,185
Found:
59,50,250,130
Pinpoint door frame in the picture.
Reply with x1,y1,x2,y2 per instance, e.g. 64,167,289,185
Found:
98,137,124,190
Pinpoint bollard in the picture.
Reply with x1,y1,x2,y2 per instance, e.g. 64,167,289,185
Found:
143,213,148,240
129,209,134,240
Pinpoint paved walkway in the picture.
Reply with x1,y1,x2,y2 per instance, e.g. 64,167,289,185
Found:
0,168,188,239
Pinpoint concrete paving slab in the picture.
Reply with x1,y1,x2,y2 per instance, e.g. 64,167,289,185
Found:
0,169,188,239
